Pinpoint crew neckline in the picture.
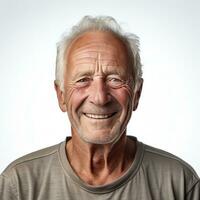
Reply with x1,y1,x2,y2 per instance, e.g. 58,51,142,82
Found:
58,136,144,194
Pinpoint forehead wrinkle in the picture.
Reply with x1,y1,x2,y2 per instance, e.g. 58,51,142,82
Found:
69,44,125,68
67,32,130,81
70,41,121,57
70,57,127,77
71,57,97,65
70,57,123,70
71,41,116,52
67,31,129,61
71,48,118,59
71,50,121,69
104,66,126,75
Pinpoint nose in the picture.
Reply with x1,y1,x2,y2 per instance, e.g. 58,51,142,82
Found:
88,77,111,106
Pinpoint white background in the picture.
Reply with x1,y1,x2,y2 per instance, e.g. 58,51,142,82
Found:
0,0,199,175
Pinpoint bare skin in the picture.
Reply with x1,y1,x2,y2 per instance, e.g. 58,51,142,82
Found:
55,31,143,185
66,130,136,185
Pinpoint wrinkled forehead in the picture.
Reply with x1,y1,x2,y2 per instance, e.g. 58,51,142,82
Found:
65,31,130,74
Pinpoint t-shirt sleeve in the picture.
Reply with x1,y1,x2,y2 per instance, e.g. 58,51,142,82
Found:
186,180,200,200
0,174,17,200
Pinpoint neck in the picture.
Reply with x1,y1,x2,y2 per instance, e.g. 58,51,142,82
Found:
66,132,136,186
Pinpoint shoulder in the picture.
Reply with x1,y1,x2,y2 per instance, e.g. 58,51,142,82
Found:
1,142,63,178
0,142,66,199
141,143,199,193
143,144,198,175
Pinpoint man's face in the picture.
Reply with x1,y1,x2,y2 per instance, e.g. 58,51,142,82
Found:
60,31,139,144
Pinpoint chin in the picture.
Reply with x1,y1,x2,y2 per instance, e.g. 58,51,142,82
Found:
78,123,124,145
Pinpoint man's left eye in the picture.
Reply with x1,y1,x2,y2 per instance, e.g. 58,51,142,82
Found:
109,78,122,82
107,77,123,83
107,77,124,88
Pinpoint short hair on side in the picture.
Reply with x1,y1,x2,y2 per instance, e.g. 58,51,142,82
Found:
55,15,143,91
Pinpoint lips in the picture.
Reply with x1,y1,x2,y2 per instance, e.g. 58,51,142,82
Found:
84,112,116,119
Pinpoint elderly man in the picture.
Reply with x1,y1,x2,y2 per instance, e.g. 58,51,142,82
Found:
0,16,199,199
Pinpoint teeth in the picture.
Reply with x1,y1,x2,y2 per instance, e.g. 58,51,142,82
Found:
85,113,113,119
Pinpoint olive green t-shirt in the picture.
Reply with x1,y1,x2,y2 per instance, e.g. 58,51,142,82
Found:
0,137,199,199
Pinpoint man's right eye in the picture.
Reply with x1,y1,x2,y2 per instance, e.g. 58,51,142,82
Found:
77,77,91,82
75,77,91,87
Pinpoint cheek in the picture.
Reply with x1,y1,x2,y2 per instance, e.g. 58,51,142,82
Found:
110,86,133,107
65,86,88,112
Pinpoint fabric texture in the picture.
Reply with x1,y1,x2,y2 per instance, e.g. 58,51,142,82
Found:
0,136,199,200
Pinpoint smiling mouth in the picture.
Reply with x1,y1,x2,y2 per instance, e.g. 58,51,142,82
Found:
84,112,117,119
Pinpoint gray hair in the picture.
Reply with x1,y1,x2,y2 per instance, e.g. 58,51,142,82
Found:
55,15,143,91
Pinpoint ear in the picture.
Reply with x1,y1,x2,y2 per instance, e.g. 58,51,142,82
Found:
132,78,143,111
54,81,67,112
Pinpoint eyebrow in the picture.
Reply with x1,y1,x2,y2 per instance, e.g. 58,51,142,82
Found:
71,70,94,81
